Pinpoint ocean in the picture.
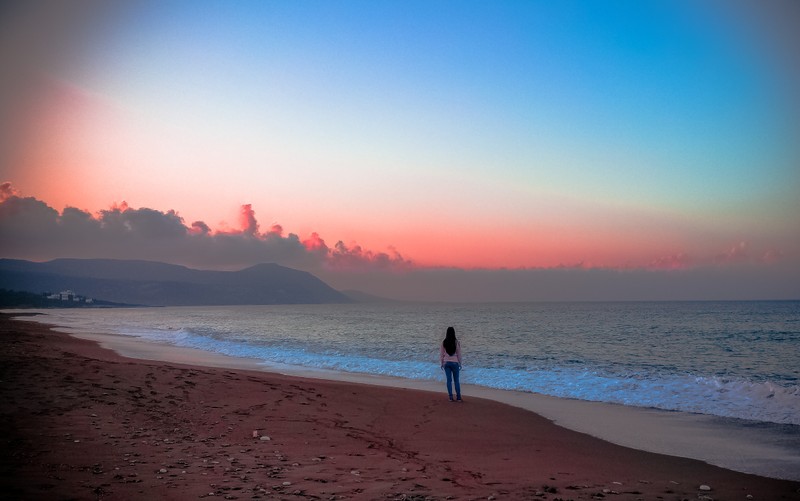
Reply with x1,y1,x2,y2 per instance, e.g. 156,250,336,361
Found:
15,300,800,479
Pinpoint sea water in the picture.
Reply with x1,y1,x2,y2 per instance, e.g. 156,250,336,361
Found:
15,301,800,478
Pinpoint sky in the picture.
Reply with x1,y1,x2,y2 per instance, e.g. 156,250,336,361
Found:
1,0,799,301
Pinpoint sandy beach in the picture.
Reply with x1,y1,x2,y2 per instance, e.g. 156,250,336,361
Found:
2,313,799,500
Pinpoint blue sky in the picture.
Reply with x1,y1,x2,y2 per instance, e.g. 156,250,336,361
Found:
86,0,793,205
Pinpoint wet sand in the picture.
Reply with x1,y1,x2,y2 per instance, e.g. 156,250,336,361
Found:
2,313,798,500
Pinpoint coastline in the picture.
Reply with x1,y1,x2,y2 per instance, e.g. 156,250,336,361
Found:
2,313,799,500
28,313,800,482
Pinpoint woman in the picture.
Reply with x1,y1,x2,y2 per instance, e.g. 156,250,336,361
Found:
439,326,462,401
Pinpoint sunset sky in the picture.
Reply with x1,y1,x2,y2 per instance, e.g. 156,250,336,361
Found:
1,0,799,301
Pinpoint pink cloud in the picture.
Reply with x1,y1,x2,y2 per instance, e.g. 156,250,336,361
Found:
239,204,259,236
300,232,411,270
108,201,130,212
555,261,590,270
302,232,329,253
649,252,692,270
714,241,749,264
761,248,783,264
190,220,211,236
328,241,411,270
0,181,19,202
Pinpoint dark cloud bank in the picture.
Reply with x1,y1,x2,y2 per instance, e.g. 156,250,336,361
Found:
0,184,409,271
1,185,797,302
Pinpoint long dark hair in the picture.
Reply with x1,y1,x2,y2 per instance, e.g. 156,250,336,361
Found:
442,326,457,356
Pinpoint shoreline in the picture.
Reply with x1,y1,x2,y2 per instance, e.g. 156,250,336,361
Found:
2,313,800,500
20,313,800,482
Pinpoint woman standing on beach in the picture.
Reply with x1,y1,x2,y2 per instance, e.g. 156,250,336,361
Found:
440,326,462,402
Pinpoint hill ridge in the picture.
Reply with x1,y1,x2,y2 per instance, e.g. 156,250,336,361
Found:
0,258,350,306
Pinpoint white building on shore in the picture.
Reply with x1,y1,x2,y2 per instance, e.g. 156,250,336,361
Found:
46,290,93,303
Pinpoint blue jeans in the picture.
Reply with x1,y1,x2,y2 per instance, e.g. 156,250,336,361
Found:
443,361,461,399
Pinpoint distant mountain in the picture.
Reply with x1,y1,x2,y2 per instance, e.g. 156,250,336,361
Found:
0,259,351,306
